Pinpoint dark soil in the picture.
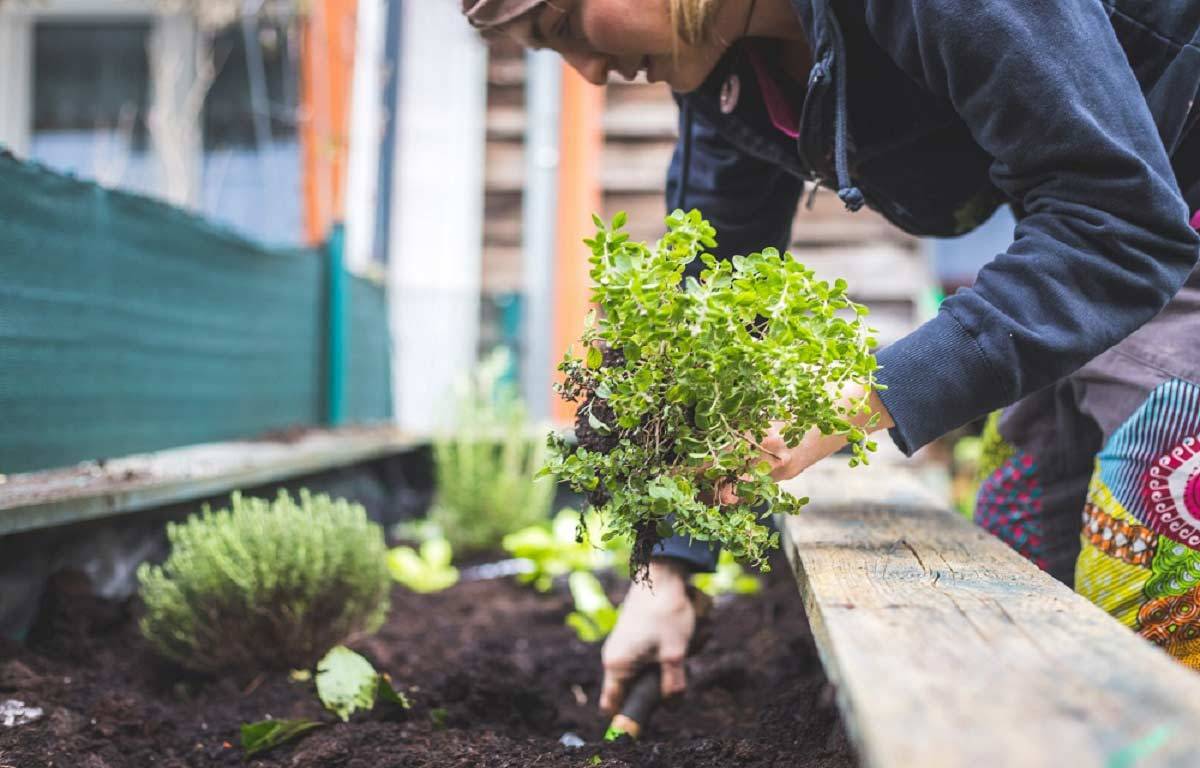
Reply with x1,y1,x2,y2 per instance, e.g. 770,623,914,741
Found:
0,559,853,768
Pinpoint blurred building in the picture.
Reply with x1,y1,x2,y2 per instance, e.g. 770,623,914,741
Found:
0,0,965,439
0,0,307,245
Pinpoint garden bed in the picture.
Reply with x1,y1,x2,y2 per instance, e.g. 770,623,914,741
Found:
0,557,851,768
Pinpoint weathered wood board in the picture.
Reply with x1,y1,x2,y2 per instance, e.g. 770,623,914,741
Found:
0,426,417,536
779,462,1200,768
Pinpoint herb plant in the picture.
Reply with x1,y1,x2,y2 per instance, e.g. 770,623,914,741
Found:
542,210,879,572
431,349,555,554
137,490,391,674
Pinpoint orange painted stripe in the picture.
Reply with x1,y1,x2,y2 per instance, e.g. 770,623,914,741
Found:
300,0,358,245
551,65,606,425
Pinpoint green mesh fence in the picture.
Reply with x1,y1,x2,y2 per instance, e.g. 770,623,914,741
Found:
344,276,392,425
0,153,391,474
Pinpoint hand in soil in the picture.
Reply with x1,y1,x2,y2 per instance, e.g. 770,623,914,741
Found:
600,558,695,713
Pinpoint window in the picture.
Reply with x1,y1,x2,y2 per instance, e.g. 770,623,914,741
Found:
200,21,303,244
31,21,158,197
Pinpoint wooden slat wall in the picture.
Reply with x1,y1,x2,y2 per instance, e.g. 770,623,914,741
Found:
482,42,934,345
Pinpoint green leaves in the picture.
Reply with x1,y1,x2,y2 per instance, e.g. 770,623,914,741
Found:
316,646,381,721
241,718,324,758
240,647,411,757
316,646,410,722
692,551,762,597
387,538,460,593
544,211,879,570
137,490,391,674
565,572,619,643
502,508,628,592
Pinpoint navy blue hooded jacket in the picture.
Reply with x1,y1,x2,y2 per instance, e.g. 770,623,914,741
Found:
656,0,1200,569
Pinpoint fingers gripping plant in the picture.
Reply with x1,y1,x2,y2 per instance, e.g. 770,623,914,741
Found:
542,210,879,572
137,490,391,675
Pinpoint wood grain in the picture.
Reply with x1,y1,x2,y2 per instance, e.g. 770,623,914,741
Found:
779,462,1200,768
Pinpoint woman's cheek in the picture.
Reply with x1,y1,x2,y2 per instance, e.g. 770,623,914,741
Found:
581,1,672,54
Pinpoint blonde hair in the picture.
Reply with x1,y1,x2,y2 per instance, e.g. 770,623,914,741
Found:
668,0,725,46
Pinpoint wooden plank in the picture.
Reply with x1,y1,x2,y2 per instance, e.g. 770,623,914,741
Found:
779,463,1200,768
489,102,678,140
0,426,418,536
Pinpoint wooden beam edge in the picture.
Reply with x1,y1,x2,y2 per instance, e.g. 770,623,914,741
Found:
0,426,420,537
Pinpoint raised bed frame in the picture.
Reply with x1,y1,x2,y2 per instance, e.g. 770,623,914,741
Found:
780,462,1200,768
0,426,417,536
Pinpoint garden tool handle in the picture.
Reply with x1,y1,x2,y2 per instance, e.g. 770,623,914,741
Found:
609,665,661,739
607,586,713,739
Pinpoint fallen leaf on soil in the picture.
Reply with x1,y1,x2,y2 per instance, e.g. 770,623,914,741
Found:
240,718,324,758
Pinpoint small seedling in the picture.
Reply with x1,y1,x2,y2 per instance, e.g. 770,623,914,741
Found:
692,550,762,598
241,719,324,759
502,508,628,592
316,646,410,721
542,210,879,573
387,537,460,593
565,571,619,643
241,646,409,756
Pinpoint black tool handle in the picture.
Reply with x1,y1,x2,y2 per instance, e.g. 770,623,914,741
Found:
618,664,661,731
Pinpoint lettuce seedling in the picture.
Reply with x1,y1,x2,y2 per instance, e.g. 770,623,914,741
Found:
387,538,460,593
692,550,761,598
241,646,409,756
316,646,410,722
542,210,879,573
502,508,628,592
565,571,619,643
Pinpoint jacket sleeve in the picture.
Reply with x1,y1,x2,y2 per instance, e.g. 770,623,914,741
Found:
658,99,804,571
862,0,1200,454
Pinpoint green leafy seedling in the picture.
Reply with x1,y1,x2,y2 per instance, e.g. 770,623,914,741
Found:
692,550,762,598
241,718,324,758
543,210,879,572
502,508,628,592
565,571,619,643
315,646,410,722
387,537,460,593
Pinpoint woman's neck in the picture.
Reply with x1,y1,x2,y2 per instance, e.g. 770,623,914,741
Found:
713,0,810,80
722,0,806,42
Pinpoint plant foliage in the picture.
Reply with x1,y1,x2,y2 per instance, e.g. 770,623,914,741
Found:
565,571,619,643
315,646,410,722
387,537,460,593
542,210,879,571
431,349,555,554
692,550,761,597
502,508,629,592
137,490,391,674
241,718,325,758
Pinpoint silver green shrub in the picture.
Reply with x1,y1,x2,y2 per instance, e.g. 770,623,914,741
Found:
430,350,555,554
137,490,391,674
